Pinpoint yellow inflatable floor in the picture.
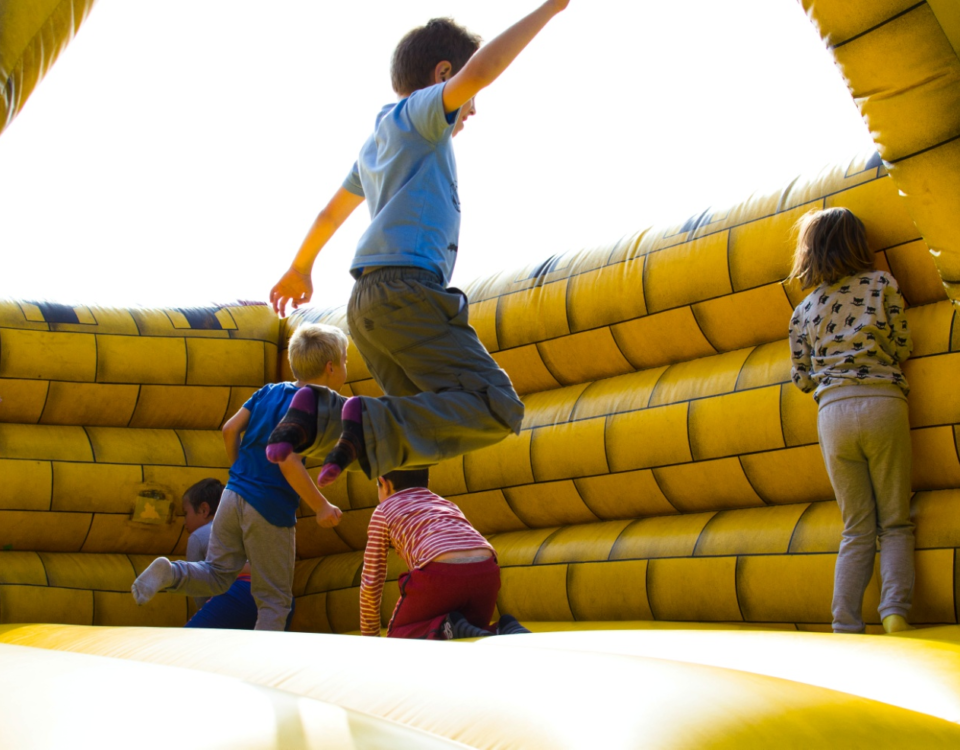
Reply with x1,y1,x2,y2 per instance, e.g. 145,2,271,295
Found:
3,1,960,747
3,623,960,749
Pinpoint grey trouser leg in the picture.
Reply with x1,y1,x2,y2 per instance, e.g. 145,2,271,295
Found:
345,267,524,478
170,489,295,631
818,395,914,633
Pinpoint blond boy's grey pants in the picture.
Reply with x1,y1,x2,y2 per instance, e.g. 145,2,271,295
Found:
817,389,914,633
306,267,524,477
169,489,295,631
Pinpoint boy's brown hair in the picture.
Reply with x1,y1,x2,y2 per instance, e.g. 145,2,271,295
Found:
391,18,482,95
789,207,874,289
287,323,348,381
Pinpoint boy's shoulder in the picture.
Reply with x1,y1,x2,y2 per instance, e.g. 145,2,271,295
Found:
247,381,298,411
376,84,454,143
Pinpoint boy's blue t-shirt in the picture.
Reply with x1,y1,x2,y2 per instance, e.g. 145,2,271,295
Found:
225,382,301,528
343,83,461,286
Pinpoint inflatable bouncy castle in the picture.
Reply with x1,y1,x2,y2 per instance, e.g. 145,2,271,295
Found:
2,1,960,748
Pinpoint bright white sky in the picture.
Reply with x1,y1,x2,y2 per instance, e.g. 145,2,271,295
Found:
0,0,875,310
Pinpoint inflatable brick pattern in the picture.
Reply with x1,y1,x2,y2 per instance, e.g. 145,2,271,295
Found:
803,0,960,302
283,157,960,633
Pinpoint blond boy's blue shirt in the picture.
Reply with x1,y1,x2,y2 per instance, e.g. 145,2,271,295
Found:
226,382,301,527
343,83,461,286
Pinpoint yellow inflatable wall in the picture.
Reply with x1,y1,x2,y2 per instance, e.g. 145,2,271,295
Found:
3,1,960,748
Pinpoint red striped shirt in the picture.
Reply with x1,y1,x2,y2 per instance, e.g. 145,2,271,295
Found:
360,487,495,637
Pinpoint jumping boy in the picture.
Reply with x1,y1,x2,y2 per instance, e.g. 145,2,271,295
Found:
361,469,529,639
266,1,571,485
131,323,347,630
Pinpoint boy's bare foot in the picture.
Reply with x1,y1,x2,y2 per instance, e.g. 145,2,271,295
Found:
131,557,176,605
266,386,320,462
882,614,914,634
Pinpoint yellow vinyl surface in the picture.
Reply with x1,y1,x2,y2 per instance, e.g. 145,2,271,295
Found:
4,624,960,749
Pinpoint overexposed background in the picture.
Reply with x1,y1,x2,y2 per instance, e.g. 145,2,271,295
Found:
0,0,875,309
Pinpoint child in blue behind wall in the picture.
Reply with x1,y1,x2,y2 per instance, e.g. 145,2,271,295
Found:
180,477,294,630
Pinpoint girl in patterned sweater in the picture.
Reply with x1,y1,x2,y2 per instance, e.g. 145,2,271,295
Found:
789,207,914,635
360,468,529,639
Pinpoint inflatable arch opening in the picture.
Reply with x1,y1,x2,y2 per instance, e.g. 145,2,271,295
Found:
3,1,960,748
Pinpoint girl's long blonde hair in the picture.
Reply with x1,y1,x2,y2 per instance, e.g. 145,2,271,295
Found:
789,207,874,288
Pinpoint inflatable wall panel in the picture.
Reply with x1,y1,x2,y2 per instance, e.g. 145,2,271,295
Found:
4,160,960,632
0,0,99,137
803,0,960,302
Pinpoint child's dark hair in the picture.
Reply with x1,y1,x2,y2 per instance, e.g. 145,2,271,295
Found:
183,478,224,513
382,468,430,492
790,207,874,288
391,18,482,95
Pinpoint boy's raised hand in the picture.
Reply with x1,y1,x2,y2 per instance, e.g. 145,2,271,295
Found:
442,0,569,115
270,267,313,318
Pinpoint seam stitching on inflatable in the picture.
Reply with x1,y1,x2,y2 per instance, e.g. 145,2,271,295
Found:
832,2,926,49
531,528,564,565
76,512,95,553
126,385,142,428
607,518,643,561
691,511,720,557
500,487,536,530
649,469,680,512
565,563,577,621
733,555,747,622
954,548,959,625
645,557,658,620
688,304,721,356
569,479,602,523
533,341,564,390
737,456,771,506
172,430,189,466
785,503,815,555
887,131,960,165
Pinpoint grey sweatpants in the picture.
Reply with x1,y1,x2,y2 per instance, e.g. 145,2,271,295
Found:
306,267,525,477
169,489,295,631
817,390,914,633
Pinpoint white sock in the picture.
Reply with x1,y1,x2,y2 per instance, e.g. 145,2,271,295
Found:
131,557,175,605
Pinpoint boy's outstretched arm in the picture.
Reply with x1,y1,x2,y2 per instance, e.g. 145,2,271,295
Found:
277,453,343,527
270,186,365,317
442,0,569,114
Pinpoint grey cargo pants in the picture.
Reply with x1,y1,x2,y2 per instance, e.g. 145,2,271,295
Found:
305,267,524,478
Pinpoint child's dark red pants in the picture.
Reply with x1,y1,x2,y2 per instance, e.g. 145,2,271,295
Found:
387,557,501,639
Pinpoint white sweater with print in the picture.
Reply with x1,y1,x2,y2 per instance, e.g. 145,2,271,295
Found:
789,270,912,404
